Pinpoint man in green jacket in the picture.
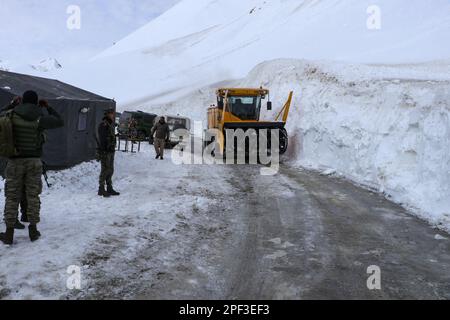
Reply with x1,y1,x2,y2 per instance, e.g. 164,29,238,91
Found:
0,91,64,245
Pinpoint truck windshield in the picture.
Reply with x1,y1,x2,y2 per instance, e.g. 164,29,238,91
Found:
227,96,261,120
167,118,187,131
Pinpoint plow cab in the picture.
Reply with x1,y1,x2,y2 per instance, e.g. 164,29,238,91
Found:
207,87,293,157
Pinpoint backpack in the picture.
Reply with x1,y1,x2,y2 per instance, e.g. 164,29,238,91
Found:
0,111,18,158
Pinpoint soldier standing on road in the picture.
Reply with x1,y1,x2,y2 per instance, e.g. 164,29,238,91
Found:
128,118,138,144
97,109,120,198
0,91,64,245
151,116,170,160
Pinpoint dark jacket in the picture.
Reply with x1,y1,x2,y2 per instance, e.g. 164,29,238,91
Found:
11,103,64,158
98,117,116,153
151,121,170,140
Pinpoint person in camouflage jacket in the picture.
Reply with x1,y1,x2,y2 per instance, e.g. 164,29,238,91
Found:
1,91,64,245
97,109,120,198
1,96,29,230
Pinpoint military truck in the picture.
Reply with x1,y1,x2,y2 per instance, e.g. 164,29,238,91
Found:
118,111,157,140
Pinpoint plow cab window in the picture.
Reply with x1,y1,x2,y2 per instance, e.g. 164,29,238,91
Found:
217,97,224,109
228,96,261,120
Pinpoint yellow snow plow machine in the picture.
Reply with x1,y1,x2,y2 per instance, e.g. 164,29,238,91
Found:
206,87,293,157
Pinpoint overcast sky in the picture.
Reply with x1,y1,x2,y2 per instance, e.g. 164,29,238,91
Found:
0,0,180,66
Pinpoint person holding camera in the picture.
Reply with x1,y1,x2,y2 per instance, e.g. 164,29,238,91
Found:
0,91,64,245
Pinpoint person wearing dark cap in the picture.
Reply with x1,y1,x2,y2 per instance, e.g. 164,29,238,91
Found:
97,108,120,197
0,90,64,245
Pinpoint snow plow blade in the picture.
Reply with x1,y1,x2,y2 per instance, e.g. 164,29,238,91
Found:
207,88,293,156
223,122,289,155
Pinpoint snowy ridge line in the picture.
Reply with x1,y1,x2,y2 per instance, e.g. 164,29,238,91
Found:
38,0,450,104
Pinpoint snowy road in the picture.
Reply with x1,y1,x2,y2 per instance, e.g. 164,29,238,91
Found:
221,166,450,299
1,145,449,300
131,164,450,300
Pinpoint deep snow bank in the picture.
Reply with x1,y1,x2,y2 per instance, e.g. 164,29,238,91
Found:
243,59,450,231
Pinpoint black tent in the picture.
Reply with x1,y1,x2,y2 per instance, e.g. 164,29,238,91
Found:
0,70,116,173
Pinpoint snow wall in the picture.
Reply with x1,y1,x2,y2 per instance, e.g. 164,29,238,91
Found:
239,59,450,231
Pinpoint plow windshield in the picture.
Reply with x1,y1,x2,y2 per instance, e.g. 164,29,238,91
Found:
228,96,262,121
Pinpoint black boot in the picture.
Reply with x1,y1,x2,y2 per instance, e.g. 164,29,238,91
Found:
29,225,41,242
14,219,26,230
98,186,110,198
0,227,14,245
107,186,120,196
21,212,29,223
155,154,160,159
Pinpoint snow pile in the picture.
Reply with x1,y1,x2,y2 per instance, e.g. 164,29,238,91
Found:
55,0,450,105
245,59,450,231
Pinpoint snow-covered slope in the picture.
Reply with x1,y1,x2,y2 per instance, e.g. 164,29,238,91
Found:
58,0,450,105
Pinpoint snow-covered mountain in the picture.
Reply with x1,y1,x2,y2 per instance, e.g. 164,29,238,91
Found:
1,57,63,74
58,0,450,105
30,58,63,73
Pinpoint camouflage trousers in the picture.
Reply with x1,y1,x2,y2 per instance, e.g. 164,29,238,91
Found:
99,152,115,188
154,138,166,158
4,158,42,228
